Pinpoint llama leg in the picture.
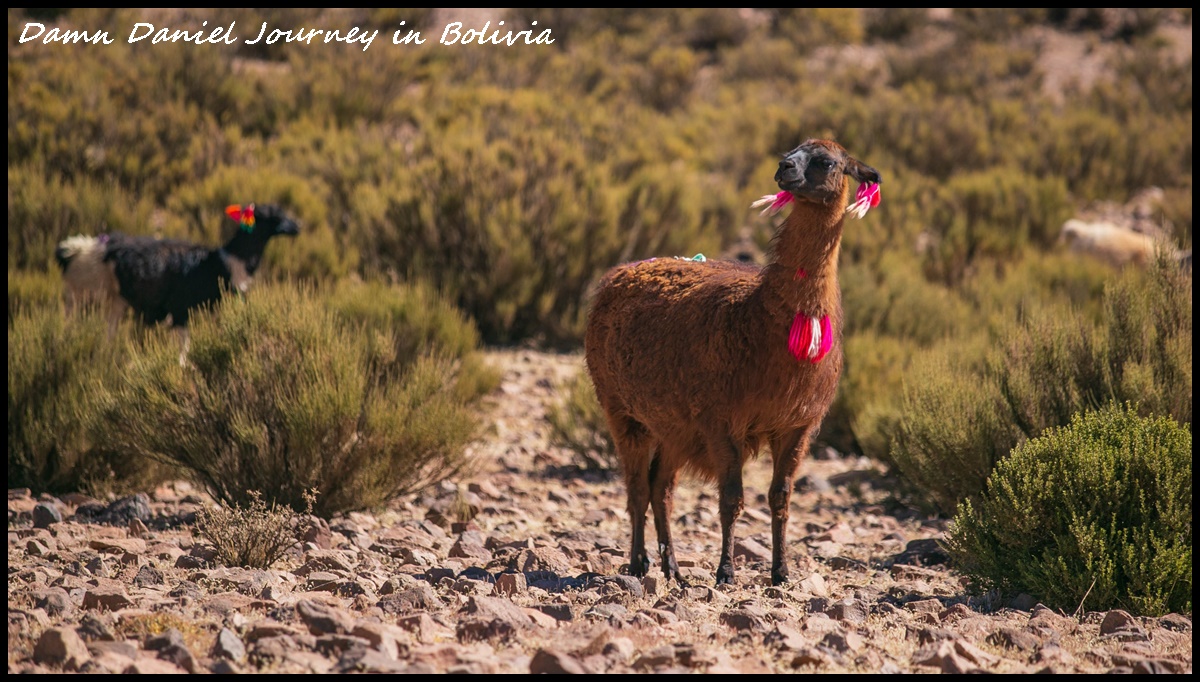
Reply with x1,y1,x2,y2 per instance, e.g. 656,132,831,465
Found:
768,427,813,586
710,435,744,586
174,326,191,368
613,416,654,578
105,297,129,338
648,456,682,582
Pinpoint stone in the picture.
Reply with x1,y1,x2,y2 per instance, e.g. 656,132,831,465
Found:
88,537,146,555
893,538,950,566
458,595,534,628
633,645,677,669
377,584,441,614
496,572,527,596
144,629,187,652
122,657,187,674
296,599,353,636
212,627,246,662
530,648,587,674
351,622,401,660
515,547,573,574
764,624,808,652
797,572,828,597
449,536,493,563
534,603,574,622
133,565,164,587
337,648,412,673
34,588,75,617
34,627,91,670
82,588,134,612
988,626,1040,652
33,502,62,529
1158,614,1190,632
822,629,864,653
906,598,943,614
734,538,772,563
1100,610,1144,636
826,598,868,623
720,607,769,632
791,647,832,668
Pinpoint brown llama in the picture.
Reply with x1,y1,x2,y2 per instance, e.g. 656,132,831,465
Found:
584,139,881,586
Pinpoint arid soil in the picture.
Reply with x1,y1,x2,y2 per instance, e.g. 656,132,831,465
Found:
7,349,1193,674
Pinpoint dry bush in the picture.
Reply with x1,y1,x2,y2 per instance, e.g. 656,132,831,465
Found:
196,490,315,569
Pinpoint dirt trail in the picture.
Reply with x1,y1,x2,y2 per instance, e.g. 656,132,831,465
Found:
7,349,1192,673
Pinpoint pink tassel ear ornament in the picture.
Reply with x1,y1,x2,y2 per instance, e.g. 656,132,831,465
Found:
845,182,880,220
750,191,795,216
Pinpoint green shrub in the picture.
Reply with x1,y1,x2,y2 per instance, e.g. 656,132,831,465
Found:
946,405,1191,616
888,352,1020,514
102,282,486,517
547,371,616,471
8,304,162,494
889,252,1191,513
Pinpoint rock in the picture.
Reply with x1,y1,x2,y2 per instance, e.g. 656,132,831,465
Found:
791,647,832,668
351,622,402,660
449,535,493,563
826,598,868,623
337,648,412,673
822,629,864,653
296,599,353,636
593,574,643,598
452,578,494,596
34,627,91,670
602,637,636,662
76,613,116,641
377,584,442,614
80,494,152,526
633,645,677,669
515,547,573,574
212,628,246,662
458,595,533,630
764,624,808,652
1158,614,1191,632
26,538,51,556
209,660,241,674
33,502,62,529
913,640,975,674
156,642,200,673
890,563,940,581
988,626,1040,652
1110,654,1187,674
734,538,772,563
913,627,956,645
797,572,828,597
531,649,587,674
128,517,150,538
133,565,164,587
122,657,188,674
82,587,134,612
302,517,333,549
496,572,527,596
88,537,146,555
85,555,110,577
1100,610,1147,639
34,588,75,618
939,602,973,622
720,607,769,632
144,629,187,652
893,538,950,566
534,603,574,622
906,598,943,615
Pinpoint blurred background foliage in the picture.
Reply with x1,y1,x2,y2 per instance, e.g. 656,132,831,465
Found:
8,9,1193,509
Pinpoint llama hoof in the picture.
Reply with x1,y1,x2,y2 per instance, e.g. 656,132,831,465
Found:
625,556,651,577
771,570,790,587
715,565,735,585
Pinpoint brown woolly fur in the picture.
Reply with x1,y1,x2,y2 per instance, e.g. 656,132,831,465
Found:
585,139,880,586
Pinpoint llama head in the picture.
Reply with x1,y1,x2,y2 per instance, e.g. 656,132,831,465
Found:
774,139,881,207
225,203,300,240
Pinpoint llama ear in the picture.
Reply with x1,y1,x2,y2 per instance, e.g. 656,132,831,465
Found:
846,158,881,185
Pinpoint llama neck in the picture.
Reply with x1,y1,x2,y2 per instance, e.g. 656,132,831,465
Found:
222,232,266,275
757,190,846,323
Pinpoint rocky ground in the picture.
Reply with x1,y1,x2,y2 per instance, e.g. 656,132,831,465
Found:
7,349,1193,674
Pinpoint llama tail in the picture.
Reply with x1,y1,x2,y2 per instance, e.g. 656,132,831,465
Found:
54,235,106,272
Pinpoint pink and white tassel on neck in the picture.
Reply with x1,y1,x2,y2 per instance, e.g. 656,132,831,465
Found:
749,182,881,219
